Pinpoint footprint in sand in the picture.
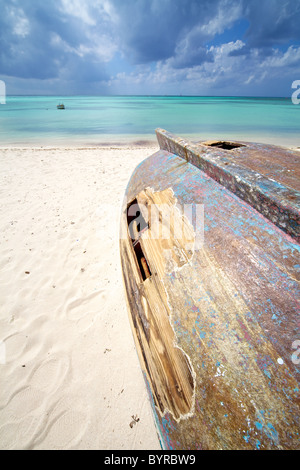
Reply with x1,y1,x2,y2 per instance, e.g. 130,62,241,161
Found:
1,355,70,422
29,354,70,394
65,289,106,323
33,397,88,449
0,414,41,450
3,332,28,362
1,386,45,420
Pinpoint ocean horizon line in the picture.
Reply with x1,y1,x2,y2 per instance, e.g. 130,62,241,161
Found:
4,94,291,99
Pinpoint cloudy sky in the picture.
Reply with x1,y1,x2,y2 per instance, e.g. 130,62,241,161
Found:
1,0,300,96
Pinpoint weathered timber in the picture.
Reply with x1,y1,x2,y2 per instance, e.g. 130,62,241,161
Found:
121,188,196,420
120,134,300,450
156,128,300,241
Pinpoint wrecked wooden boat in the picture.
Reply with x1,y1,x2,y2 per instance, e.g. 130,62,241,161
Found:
119,128,300,450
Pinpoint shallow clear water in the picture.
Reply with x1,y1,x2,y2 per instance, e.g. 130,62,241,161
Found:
0,95,299,147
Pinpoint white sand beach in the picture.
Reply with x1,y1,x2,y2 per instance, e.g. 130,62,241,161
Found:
0,145,161,450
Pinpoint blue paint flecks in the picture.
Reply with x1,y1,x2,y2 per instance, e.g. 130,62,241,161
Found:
255,421,263,431
267,423,278,441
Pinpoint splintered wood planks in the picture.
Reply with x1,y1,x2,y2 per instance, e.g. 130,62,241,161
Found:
121,187,195,420
119,132,300,450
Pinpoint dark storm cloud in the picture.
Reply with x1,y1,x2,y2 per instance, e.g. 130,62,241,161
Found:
108,0,218,64
0,0,110,81
1,1,62,78
242,0,300,48
227,0,300,64
170,47,214,69
109,0,300,68
0,0,300,95
0,0,241,79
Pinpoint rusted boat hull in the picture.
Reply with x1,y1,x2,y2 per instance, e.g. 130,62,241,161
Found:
120,130,300,450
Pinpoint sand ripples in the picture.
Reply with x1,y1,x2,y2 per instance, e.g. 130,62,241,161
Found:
0,146,160,450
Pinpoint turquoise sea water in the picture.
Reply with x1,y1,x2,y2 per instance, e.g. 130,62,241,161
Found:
0,95,299,147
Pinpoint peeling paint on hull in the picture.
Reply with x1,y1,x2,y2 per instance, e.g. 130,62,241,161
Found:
156,128,300,242
120,131,300,450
